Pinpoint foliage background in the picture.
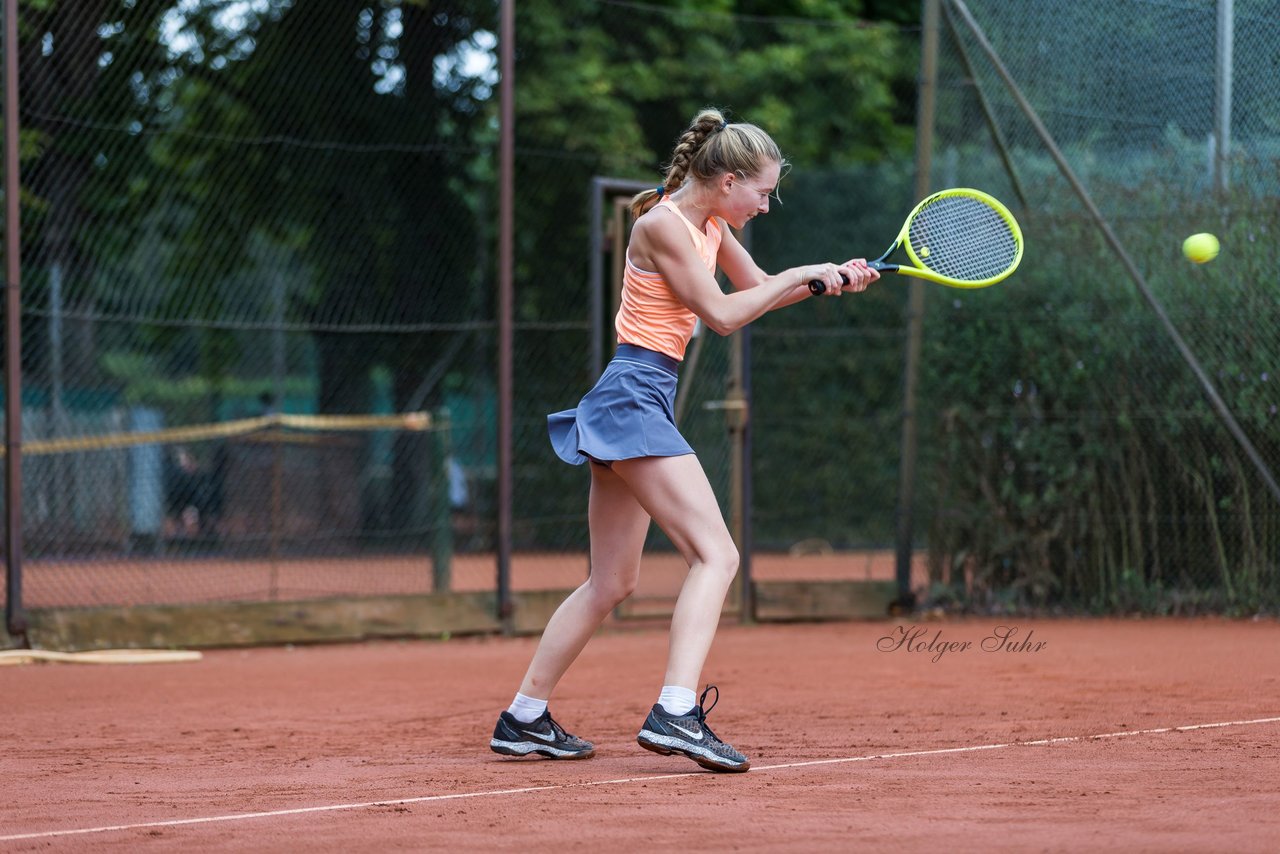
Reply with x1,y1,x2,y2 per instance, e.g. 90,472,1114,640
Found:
4,0,1278,615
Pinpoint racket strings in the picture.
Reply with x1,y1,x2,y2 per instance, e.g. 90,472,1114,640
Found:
907,196,1020,283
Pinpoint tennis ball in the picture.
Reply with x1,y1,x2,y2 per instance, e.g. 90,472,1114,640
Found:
1182,232,1219,264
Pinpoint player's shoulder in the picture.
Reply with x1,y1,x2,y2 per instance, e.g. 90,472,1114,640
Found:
631,204,684,251
634,202,680,233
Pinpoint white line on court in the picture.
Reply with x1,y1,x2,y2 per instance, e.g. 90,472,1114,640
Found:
4,715,1278,843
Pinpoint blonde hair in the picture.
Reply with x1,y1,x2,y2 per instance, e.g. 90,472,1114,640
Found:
629,108,787,219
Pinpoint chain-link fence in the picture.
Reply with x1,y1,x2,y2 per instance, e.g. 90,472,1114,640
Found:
920,0,1280,612
5,1,501,608
2,1,913,617
3,0,1276,622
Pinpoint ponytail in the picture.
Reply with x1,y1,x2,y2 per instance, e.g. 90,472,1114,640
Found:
629,108,784,219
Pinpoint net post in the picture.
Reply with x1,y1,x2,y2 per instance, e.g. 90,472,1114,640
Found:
269,418,283,596
431,410,453,593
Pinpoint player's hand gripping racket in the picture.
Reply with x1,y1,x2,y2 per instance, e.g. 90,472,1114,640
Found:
808,188,1023,294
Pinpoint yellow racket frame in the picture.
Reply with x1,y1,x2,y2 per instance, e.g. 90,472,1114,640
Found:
885,187,1024,289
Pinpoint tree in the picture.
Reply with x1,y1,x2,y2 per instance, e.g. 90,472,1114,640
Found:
16,0,921,548
18,0,175,390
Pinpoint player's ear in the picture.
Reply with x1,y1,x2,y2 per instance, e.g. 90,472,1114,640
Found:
720,171,735,194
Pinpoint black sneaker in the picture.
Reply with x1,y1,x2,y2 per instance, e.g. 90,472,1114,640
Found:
490,709,595,760
636,685,750,773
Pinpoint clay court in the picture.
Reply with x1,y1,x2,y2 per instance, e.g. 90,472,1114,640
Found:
7,2,1280,851
3,617,1278,851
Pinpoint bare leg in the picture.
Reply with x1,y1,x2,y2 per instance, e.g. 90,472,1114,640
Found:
610,454,738,691
517,462,650,699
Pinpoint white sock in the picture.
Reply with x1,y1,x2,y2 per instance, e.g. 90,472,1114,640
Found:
507,692,548,724
658,685,696,716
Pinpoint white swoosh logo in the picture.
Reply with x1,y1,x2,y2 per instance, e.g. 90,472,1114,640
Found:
670,723,703,741
525,729,559,743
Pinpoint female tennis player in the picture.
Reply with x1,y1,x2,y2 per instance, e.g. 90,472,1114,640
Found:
490,108,878,772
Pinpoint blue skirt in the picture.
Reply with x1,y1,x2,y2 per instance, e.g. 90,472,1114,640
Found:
548,344,694,466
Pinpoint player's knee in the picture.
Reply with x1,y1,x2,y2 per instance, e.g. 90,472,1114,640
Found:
608,575,639,606
586,572,638,609
708,542,740,581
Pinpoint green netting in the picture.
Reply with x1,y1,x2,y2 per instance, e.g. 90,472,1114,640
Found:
920,0,1280,611
4,0,1276,616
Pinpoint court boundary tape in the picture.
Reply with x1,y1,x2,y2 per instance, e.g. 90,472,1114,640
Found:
0,649,203,666
3,715,1278,843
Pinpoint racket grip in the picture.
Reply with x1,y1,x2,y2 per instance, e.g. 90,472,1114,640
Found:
808,262,897,294
807,274,850,296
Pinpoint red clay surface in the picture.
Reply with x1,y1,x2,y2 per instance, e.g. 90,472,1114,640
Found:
3,617,1279,851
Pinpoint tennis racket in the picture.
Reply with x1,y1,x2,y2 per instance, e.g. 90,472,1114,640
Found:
808,187,1023,293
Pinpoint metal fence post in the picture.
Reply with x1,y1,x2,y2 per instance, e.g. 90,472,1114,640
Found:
4,0,27,639
893,0,940,614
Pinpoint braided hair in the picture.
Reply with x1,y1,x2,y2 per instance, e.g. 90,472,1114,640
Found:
629,108,785,219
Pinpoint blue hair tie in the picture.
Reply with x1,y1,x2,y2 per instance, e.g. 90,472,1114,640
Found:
655,185,665,197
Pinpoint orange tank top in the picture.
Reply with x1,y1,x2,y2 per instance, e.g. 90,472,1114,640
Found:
615,198,723,361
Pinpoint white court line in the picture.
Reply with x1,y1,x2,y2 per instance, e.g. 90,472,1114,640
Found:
3,715,1278,843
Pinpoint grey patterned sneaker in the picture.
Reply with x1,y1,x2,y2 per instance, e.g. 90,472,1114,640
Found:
636,685,750,772
490,710,595,760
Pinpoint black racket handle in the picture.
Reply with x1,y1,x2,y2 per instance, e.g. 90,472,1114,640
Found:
807,274,848,296
807,262,895,295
